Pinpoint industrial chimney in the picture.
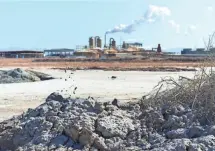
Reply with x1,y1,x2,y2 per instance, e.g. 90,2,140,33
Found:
157,44,162,53
104,34,107,48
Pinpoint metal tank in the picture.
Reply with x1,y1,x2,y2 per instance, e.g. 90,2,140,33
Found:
94,36,100,48
96,37,102,48
122,41,126,49
89,37,94,48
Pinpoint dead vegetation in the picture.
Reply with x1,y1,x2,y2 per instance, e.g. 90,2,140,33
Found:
141,32,215,125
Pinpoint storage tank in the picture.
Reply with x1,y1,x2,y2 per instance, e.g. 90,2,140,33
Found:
89,37,94,48
112,39,116,48
96,37,102,48
122,41,126,49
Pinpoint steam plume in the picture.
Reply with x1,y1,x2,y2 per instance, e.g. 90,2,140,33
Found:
106,5,171,34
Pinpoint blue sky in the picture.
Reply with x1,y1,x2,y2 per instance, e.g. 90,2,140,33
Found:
0,0,215,51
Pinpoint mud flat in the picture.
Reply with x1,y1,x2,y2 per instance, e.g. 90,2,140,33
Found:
0,68,195,121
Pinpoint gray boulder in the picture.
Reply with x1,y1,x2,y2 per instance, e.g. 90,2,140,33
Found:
96,115,134,139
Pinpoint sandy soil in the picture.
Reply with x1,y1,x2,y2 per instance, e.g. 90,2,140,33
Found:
0,58,202,68
0,67,196,121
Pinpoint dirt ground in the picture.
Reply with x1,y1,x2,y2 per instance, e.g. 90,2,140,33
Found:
0,58,203,69
0,58,204,121
0,67,196,121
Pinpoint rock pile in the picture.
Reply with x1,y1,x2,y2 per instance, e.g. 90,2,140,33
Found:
0,68,54,84
1,92,215,151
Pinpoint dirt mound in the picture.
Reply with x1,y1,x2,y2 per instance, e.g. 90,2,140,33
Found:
1,68,215,150
1,90,215,150
0,68,54,84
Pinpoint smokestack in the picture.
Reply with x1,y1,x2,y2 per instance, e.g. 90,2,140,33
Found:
104,34,107,48
157,44,162,53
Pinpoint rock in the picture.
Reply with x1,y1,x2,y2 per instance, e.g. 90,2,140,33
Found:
105,137,125,151
0,130,15,150
94,102,104,113
0,68,54,84
93,136,108,151
78,128,95,146
12,131,32,148
148,133,166,145
54,146,68,151
141,108,165,131
3,91,215,151
96,115,134,139
188,144,204,151
150,139,191,151
207,125,215,135
166,128,188,139
112,99,118,107
162,115,185,131
65,125,80,142
111,76,117,79
188,126,205,138
46,92,64,102
32,131,57,145
193,135,215,148
49,135,69,148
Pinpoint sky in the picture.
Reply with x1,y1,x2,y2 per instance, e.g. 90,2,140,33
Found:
0,0,215,51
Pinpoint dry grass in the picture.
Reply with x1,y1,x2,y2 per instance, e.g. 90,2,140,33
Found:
141,64,215,125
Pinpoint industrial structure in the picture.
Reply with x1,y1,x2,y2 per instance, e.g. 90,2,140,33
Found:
0,50,43,58
122,41,143,49
89,36,102,49
44,49,74,57
109,38,116,49
152,44,162,53
0,34,167,59
181,48,215,56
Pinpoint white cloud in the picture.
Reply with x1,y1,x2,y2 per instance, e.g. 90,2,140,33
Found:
168,20,180,34
106,24,135,34
208,6,213,12
144,5,171,21
106,5,171,34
